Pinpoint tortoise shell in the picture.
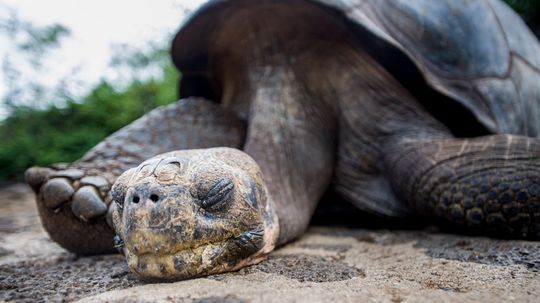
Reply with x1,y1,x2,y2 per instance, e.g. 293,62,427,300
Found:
171,0,540,137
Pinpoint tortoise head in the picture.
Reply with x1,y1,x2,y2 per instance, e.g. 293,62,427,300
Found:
110,148,279,280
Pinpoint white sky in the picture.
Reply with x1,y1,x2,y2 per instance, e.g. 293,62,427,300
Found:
0,0,206,117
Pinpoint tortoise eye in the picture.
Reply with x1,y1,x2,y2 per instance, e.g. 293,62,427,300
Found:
197,176,235,210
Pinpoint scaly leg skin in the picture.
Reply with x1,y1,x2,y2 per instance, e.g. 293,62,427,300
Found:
302,25,540,239
25,98,246,254
387,135,540,238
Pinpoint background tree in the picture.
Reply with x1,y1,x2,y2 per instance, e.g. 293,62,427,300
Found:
0,11,178,181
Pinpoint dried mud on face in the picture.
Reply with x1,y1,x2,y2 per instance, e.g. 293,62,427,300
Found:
1,184,540,303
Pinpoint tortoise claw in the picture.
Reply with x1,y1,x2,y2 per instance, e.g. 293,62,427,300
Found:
71,186,108,221
25,166,54,193
42,178,74,208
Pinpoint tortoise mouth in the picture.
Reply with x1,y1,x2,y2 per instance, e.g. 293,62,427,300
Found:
125,229,267,280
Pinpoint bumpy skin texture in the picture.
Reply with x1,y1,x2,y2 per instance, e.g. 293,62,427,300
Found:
27,0,540,280
386,136,540,237
110,148,278,280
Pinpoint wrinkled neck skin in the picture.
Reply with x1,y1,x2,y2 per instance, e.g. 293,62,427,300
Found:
211,2,349,244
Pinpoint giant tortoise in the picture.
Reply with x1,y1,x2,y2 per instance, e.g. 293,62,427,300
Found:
26,0,540,280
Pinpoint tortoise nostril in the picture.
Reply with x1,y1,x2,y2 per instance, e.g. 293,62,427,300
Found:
132,195,140,204
150,194,160,203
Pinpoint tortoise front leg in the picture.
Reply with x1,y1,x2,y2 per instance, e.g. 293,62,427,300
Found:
25,98,246,254
387,135,540,238
241,65,337,245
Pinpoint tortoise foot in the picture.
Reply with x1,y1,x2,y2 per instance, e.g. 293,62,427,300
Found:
388,135,540,239
25,163,118,254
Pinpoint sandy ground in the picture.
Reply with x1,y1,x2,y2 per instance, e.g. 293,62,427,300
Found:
1,183,539,303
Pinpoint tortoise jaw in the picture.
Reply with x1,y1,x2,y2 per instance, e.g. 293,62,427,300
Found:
120,195,280,281
124,227,275,280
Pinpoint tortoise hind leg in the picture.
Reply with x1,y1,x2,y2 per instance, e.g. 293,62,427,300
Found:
386,135,540,238
25,98,245,254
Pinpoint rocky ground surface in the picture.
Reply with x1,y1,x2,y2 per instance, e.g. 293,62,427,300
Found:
1,183,539,303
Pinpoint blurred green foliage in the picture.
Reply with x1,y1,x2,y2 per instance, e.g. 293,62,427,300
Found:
505,0,540,18
0,12,70,69
505,0,540,36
